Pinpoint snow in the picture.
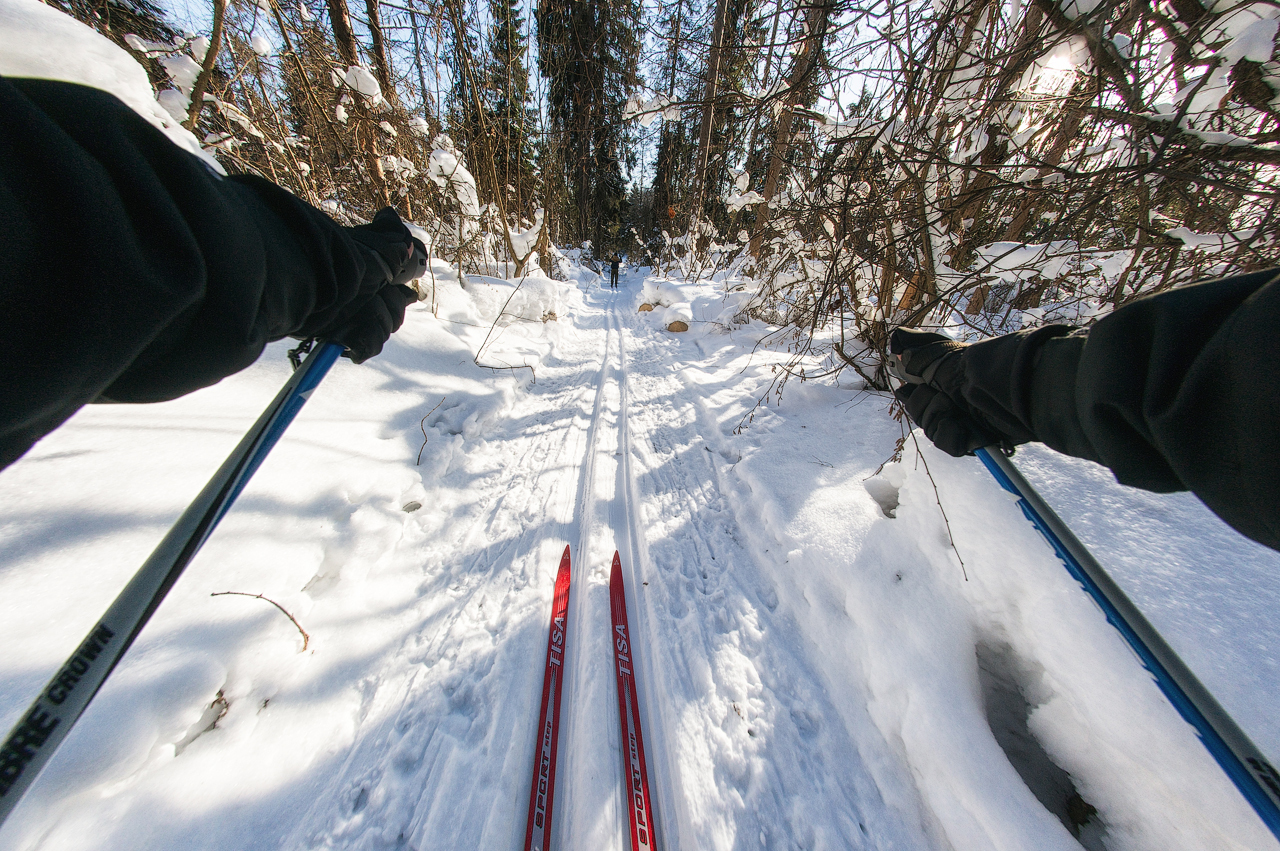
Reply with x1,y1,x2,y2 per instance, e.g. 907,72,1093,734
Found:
1219,18,1279,66
427,148,481,218
974,240,1078,282
0,0,218,171
1023,36,1091,95
159,53,201,94
622,94,676,127
157,88,190,122
1166,227,1258,249
341,64,382,102
723,190,766,212
505,209,547,272
635,278,698,327
2,264,1278,851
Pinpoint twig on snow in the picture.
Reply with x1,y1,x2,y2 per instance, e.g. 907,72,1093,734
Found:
909,430,969,582
474,276,538,381
417,396,446,465
211,591,310,650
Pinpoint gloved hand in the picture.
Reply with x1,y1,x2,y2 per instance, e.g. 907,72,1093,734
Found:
889,327,1015,456
347,207,428,287
887,329,964,387
324,207,425,363
326,283,417,364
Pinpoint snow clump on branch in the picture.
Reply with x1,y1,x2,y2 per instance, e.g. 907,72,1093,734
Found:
0,0,216,168
341,64,382,105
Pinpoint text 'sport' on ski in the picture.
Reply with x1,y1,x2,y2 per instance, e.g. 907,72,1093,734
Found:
610,551,657,851
523,545,571,851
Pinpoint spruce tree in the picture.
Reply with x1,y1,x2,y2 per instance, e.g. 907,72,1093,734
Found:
485,0,539,218
536,0,640,253
647,0,698,242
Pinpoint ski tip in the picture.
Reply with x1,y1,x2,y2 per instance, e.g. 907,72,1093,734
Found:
610,551,622,584
560,544,571,567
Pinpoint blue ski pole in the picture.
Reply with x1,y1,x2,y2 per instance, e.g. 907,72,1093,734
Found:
0,341,344,827
975,446,1280,840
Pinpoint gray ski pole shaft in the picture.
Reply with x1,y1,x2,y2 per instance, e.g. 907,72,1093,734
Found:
975,446,1280,840
0,342,344,827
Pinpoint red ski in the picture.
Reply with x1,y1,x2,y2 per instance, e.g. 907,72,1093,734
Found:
609,551,658,851
523,545,572,851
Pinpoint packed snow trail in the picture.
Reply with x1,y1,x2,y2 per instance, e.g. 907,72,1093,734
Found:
557,280,937,850
2,264,1278,851
0,272,931,851
606,279,939,850
270,283,665,850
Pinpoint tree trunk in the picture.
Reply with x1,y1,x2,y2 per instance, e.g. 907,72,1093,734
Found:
665,0,684,99
325,0,358,66
750,0,833,258
365,0,394,97
184,0,226,130
692,0,729,217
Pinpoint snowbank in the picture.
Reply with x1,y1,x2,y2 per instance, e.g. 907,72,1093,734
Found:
463,272,566,324
625,268,1280,850
0,0,220,170
637,279,694,328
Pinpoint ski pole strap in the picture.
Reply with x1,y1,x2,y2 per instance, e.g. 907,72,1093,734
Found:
0,342,343,827
975,446,1280,839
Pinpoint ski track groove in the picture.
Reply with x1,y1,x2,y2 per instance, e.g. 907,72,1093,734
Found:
616,295,924,850
553,304,621,850
281,311,607,850
612,306,692,851
281,277,925,851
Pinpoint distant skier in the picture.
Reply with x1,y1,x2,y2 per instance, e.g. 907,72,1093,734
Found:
610,255,621,289
0,76,425,473
890,268,1280,552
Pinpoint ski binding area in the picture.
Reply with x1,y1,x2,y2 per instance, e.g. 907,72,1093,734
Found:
2,258,1280,851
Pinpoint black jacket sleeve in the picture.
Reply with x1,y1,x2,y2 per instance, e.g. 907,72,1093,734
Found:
958,268,1280,551
0,76,388,470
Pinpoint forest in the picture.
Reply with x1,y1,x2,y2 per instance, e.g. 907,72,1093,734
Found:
53,0,1280,385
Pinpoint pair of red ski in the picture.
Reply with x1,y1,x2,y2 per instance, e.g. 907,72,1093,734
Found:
522,547,657,851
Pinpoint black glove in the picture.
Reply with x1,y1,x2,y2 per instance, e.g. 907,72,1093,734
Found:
887,329,964,386
889,327,1016,457
347,207,427,287
322,208,425,363
326,283,417,364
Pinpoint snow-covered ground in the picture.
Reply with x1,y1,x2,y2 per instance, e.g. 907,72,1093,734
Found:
2,259,1279,851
